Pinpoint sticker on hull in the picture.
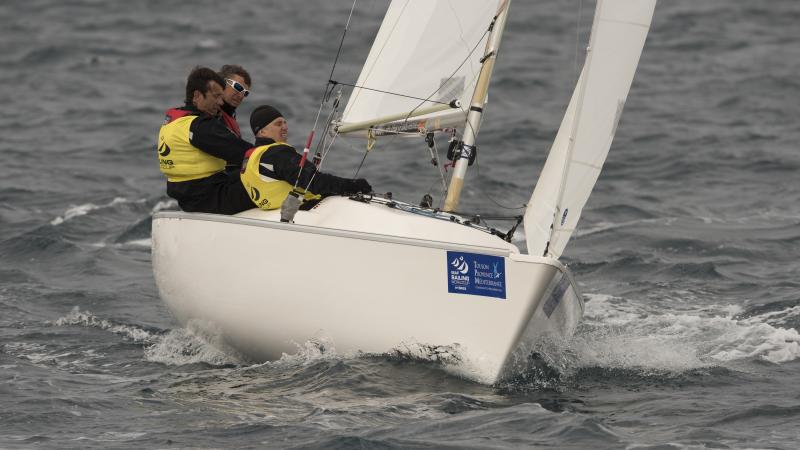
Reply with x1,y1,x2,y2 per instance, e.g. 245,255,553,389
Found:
447,251,506,299
543,274,570,318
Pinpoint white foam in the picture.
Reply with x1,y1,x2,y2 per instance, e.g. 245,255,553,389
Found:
124,238,153,247
574,217,672,238
50,197,145,225
263,336,343,369
151,199,178,213
70,431,148,442
143,320,243,366
197,39,220,49
754,305,800,326
709,317,800,364
53,306,157,344
87,238,153,250
573,294,800,371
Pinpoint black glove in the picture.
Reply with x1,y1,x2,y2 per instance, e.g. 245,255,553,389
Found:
350,178,372,194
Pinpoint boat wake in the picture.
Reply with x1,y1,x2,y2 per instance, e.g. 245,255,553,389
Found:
51,307,241,366
53,306,158,345
50,307,486,375
572,294,800,373
52,295,798,387
143,326,245,367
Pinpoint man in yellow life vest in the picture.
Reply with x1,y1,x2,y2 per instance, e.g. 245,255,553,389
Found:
157,66,255,214
240,105,372,212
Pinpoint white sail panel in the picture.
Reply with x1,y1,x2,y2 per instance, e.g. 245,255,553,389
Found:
523,69,584,257
524,0,656,257
341,0,502,129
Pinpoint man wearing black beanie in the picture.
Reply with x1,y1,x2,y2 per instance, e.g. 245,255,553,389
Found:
240,105,372,212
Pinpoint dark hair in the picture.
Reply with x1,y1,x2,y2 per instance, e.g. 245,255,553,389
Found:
219,64,252,87
184,66,225,105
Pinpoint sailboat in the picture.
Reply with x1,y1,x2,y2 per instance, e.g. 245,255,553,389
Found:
152,0,656,384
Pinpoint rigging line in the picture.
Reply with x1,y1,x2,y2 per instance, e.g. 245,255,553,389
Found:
313,92,342,168
346,0,410,111
292,1,356,193
310,0,359,137
365,128,421,136
398,14,493,158
315,132,340,178
430,136,448,196
353,24,491,171
343,6,493,181
301,95,343,193
329,81,451,106
301,130,341,196
348,4,495,166
574,0,584,85
473,157,526,210
408,26,491,121
353,148,370,179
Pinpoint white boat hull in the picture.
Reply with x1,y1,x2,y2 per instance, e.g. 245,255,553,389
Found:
152,197,583,384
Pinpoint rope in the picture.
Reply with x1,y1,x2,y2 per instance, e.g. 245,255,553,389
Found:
292,0,357,192
430,135,449,197
348,18,492,172
473,157,526,211
329,80,451,106
301,91,342,192
353,149,370,179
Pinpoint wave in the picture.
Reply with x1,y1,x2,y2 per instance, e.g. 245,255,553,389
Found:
573,294,800,371
43,197,178,250
574,217,671,239
52,306,160,345
50,197,142,226
50,307,240,366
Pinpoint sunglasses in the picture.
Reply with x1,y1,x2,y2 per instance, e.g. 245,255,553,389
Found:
225,78,250,97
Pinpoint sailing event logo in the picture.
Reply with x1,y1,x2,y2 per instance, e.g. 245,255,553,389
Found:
446,251,506,299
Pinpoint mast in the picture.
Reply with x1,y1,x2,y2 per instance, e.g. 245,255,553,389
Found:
443,0,512,212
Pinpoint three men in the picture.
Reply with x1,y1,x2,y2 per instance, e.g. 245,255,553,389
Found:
157,67,372,215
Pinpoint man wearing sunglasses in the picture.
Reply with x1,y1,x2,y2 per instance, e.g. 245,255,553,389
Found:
157,66,255,215
218,64,251,138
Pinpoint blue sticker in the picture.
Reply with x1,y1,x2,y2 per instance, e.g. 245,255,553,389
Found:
447,251,506,299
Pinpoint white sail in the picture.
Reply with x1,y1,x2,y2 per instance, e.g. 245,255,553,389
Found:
339,0,502,135
524,0,656,257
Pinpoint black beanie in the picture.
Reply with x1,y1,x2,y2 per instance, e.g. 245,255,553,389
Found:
250,105,283,136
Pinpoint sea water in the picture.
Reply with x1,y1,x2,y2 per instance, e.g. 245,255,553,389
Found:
1,0,799,448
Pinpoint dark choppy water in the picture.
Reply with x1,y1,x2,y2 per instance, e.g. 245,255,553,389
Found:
2,0,800,448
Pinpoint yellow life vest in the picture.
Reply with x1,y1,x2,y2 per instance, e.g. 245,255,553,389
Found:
157,114,226,182
240,142,319,210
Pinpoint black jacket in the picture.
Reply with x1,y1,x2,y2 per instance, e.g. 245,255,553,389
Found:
253,137,370,196
165,105,255,214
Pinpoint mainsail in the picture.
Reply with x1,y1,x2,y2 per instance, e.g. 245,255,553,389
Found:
339,0,502,137
524,0,657,257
